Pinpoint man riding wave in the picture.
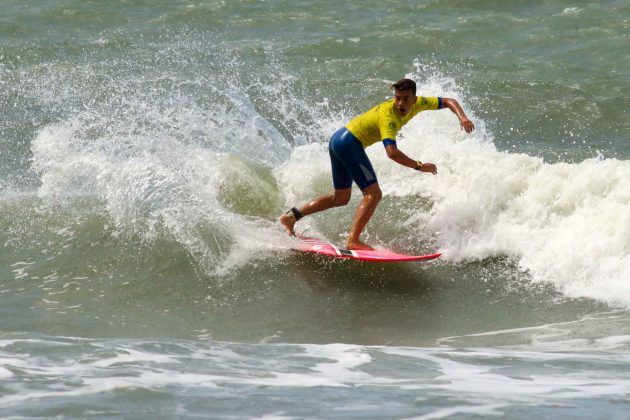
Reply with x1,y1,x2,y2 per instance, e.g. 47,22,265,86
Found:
280,78,475,250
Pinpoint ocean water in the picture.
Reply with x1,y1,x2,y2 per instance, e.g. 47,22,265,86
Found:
1,0,629,418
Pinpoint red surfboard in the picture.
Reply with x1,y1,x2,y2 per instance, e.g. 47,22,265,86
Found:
296,236,441,262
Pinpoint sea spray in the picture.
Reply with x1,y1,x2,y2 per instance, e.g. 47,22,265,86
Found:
277,74,630,308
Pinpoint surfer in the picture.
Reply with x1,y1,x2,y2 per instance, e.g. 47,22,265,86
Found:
280,78,475,250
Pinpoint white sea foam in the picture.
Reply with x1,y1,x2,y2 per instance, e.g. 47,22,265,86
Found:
273,143,331,206
376,110,630,306
561,7,582,16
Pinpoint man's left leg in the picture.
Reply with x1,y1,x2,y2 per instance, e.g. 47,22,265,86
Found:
346,182,382,250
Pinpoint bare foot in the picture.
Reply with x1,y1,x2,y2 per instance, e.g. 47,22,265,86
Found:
346,239,374,251
279,212,296,236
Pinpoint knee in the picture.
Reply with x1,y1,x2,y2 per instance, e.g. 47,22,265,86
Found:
365,185,382,202
333,191,351,207
375,187,382,201
334,196,351,207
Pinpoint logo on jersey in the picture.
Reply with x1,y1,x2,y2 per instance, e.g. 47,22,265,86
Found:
389,122,397,131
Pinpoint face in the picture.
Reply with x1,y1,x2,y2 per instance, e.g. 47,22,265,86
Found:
393,89,416,117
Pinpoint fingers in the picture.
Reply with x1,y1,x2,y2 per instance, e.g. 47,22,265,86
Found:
421,163,437,175
460,119,475,133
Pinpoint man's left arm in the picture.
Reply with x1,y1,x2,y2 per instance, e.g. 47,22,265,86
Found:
441,98,475,133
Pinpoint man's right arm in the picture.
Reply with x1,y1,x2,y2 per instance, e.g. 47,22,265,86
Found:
441,98,475,133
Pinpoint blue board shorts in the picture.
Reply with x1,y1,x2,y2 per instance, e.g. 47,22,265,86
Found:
329,127,377,191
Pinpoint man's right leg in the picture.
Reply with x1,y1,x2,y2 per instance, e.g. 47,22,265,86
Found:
279,188,351,235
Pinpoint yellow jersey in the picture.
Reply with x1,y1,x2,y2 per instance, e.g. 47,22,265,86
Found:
345,96,442,148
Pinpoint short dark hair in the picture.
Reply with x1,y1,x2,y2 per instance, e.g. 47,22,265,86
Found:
390,78,416,95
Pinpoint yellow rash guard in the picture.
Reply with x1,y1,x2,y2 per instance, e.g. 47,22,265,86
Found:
345,96,442,148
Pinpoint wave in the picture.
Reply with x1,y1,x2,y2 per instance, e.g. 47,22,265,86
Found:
276,72,630,307
15,38,628,307
1,333,629,417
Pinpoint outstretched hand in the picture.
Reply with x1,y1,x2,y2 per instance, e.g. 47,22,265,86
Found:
419,162,438,175
460,117,475,133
